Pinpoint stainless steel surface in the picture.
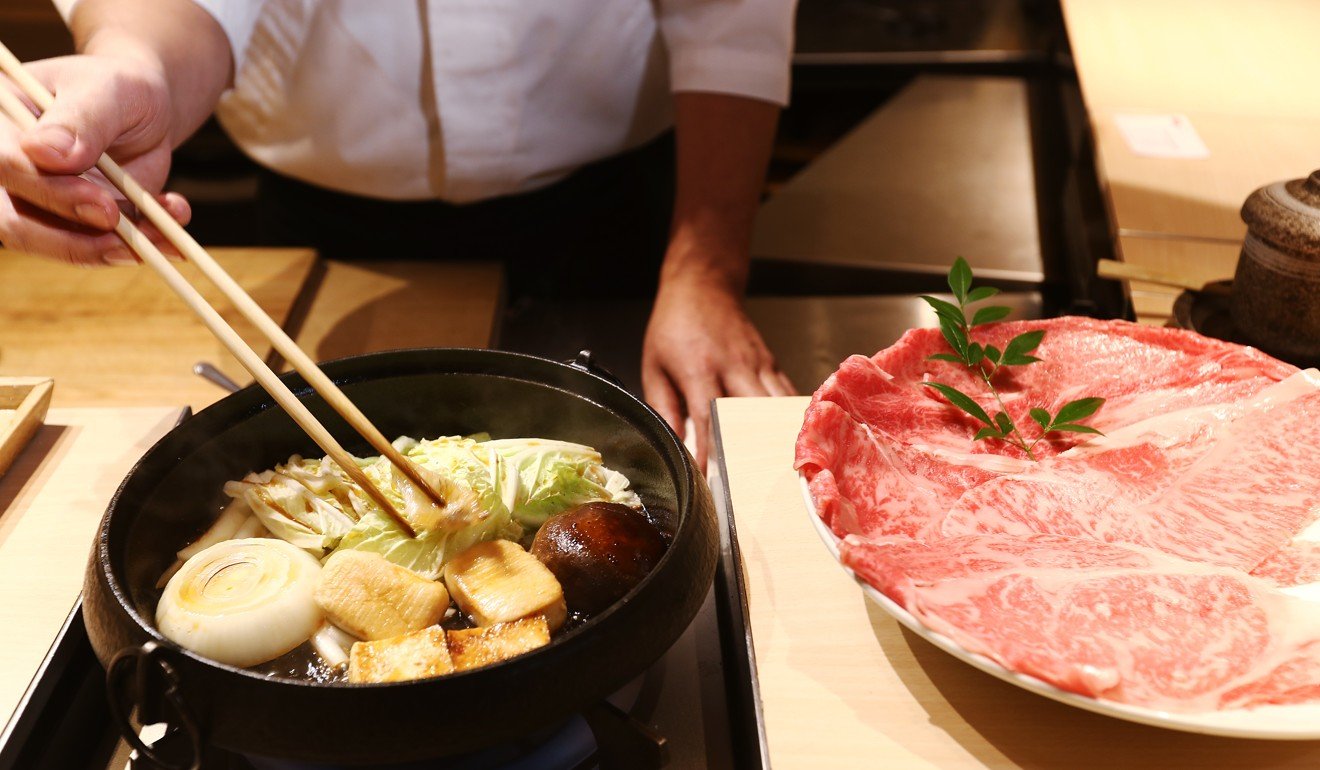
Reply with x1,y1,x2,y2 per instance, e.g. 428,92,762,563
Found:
752,75,1044,288
747,292,1043,391
794,0,1055,61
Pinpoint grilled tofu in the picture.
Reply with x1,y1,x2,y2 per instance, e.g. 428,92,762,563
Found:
349,626,453,683
443,539,567,631
447,616,551,672
315,550,449,640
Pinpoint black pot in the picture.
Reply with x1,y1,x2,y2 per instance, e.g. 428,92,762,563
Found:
82,349,717,767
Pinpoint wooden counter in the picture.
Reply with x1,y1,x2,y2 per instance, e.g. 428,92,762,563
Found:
0,248,316,409
1062,0,1320,122
290,259,502,363
0,251,504,409
1061,0,1320,324
713,396,1320,769
0,407,181,736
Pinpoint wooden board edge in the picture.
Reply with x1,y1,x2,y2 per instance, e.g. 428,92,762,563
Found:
0,377,54,478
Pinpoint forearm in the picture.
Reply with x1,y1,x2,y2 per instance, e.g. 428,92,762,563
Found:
662,92,779,294
69,0,232,147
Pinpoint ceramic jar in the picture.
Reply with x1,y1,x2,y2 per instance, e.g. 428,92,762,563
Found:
1232,169,1320,363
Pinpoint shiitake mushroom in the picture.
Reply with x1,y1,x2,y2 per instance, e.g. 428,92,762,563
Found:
530,502,666,615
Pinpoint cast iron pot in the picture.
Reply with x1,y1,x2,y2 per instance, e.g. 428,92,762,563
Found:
82,349,717,767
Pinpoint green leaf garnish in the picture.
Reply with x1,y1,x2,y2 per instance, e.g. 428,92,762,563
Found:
920,296,966,326
1000,331,1045,366
972,305,1012,326
927,353,965,363
966,286,1001,303
924,382,993,426
1053,397,1106,425
1048,423,1103,435
939,322,969,360
922,260,1105,460
948,257,973,303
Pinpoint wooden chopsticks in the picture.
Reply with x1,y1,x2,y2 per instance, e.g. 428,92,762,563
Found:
1096,258,1233,297
0,43,443,538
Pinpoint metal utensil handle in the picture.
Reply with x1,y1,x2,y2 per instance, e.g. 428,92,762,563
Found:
567,350,626,389
106,642,201,770
192,361,242,394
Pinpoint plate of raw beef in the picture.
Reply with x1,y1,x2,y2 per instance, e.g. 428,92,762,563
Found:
794,317,1320,738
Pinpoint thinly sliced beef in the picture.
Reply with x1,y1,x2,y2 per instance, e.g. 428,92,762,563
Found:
796,401,999,540
796,318,1299,548
807,317,1296,464
795,316,1320,713
1251,542,1320,587
841,534,1320,712
939,372,1320,571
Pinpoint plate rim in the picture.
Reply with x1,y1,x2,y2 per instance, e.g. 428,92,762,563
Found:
797,472,1320,741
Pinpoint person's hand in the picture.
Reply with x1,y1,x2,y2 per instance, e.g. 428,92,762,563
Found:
0,54,191,266
642,272,796,470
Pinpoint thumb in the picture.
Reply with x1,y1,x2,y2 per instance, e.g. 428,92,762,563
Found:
20,73,159,175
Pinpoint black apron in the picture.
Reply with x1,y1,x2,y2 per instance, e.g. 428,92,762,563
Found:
254,133,675,301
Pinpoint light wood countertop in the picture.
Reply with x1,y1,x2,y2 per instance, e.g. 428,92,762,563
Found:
0,248,316,409
290,259,502,364
0,407,182,735
1061,0,1320,324
714,396,1320,769
0,251,504,409
1062,0,1320,121
1091,111,1320,244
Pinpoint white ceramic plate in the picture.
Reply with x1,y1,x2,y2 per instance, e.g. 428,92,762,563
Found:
798,474,1320,740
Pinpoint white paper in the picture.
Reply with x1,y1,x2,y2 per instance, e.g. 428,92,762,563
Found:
1113,113,1210,159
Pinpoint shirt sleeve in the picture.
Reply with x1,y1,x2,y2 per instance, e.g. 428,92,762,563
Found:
55,0,266,66
655,0,796,106
186,0,268,67
51,0,78,20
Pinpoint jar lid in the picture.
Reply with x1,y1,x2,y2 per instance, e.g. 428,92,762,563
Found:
1240,170,1320,259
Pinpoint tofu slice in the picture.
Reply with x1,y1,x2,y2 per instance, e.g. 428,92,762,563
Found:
447,616,551,672
315,549,450,640
349,626,454,684
443,540,567,631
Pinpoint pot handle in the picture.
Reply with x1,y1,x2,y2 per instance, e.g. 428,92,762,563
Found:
106,641,202,770
566,350,626,389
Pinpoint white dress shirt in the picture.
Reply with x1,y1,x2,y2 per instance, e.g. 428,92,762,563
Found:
153,0,795,203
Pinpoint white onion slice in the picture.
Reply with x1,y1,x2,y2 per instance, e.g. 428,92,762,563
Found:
177,499,251,561
157,538,323,667
232,515,268,540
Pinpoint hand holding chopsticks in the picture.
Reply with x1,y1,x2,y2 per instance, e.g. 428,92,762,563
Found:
0,41,442,538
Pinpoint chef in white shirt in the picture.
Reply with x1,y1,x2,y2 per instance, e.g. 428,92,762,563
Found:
0,0,797,465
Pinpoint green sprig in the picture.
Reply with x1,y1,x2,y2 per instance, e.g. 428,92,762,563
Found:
919,258,1105,460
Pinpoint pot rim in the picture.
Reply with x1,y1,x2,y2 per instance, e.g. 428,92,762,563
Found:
95,347,700,690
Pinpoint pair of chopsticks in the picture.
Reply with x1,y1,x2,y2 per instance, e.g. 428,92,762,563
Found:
0,42,436,537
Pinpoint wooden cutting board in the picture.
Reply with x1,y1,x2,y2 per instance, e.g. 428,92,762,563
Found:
713,396,1320,769
0,248,315,409
0,406,181,736
0,378,52,478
